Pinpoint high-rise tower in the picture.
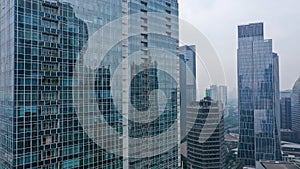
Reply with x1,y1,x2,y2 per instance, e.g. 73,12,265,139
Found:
187,97,225,169
0,0,179,168
280,90,292,130
179,45,196,142
291,78,300,133
0,0,124,168
237,22,282,167
206,85,228,107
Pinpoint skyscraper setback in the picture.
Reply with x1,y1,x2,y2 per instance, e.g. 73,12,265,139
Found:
0,0,179,168
237,22,282,167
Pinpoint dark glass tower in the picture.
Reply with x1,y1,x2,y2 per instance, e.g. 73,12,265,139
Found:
237,22,282,167
187,97,225,169
280,90,292,130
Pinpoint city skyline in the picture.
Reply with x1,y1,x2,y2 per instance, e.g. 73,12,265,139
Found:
0,1,299,169
179,0,300,91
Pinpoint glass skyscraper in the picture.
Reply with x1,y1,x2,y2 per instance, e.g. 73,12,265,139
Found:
187,97,225,169
280,90,292,130
291,78,300,133
0,0,179,168
206,85,228,107
179,45,196,142
126,1,179,168
0,0,123,168
237,22,282,167
179,45,196,102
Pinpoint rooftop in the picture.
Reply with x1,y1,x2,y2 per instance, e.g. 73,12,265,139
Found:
281,141,300,149
259,161,299,169
293,77,300,92
225,133,239,142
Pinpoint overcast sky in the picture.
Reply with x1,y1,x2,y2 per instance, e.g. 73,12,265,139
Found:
178,0,300,91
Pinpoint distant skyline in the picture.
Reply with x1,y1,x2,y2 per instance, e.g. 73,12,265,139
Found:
178,0,300,91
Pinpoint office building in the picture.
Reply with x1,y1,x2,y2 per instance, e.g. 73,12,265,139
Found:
206,85,219,101
256,161,299,169
281,90,292,98
229,87,238,100
206,85,228,107
281,129,299,143
281,141,300,165
0,0,179,168
219,85,227,106
187,97,225,169
0,0,124,168
179,45,196,102
291,78,300,133
280,90,292,129
126,0,179,168
237,22,282,167
179,45,196,143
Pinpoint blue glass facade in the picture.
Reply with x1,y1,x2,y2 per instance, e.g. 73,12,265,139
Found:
280,91,292,130
237,23,282,167
0,0,179,168
0,0,15,168
0,0,124,168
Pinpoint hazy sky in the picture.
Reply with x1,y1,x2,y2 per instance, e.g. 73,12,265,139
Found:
178,0,300,91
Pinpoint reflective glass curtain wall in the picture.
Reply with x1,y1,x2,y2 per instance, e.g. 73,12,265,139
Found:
0,0,15,168
280,92,292,130
1,0,179,168
291,78,300,133
127,0,180,168
237,23,281,167
1,0,123,168
179,45,196,142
